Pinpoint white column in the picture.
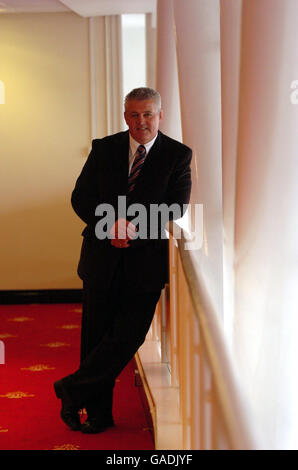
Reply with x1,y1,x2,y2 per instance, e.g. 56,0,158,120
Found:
173,0,223,319
234,0,298,449
146,12,157,90
105,15,124,134
156,0,182,141
220,0,243,343
155,0,183,380
88,17,97,140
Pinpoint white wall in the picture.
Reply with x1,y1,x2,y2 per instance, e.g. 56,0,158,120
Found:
0,13,94,289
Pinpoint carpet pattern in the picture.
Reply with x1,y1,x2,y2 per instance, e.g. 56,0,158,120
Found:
0,303,154,450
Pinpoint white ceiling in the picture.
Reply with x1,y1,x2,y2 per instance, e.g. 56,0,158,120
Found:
0,0,156,16
0,0,70,13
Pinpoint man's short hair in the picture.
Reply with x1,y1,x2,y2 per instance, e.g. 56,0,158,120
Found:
124,87,162,111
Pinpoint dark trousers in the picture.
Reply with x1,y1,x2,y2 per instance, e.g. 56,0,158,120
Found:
64,260,161,418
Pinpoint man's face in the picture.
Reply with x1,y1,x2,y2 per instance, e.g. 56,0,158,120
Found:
124,99,163,144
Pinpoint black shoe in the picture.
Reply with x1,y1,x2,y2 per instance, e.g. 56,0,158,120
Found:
81,416,114,434
53,380,81,431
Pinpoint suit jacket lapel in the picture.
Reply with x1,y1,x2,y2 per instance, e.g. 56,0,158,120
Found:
110,131,129,195
108,131,164,200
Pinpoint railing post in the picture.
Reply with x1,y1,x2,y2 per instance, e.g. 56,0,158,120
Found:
169,237,179,387
160,288,167,363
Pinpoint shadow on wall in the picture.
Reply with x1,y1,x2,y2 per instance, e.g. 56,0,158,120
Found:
0,195,84,290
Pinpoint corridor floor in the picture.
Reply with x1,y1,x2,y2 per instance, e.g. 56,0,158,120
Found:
0,303,154,450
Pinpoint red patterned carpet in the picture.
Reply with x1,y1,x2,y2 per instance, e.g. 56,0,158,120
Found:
0,303,154,450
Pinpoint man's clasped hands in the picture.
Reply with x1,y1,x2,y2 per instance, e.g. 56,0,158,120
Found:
110,218,137,248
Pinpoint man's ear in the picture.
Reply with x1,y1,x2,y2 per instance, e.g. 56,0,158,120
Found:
159,109,164,121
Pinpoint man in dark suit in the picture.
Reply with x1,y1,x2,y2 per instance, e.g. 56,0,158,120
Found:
54,87,192,433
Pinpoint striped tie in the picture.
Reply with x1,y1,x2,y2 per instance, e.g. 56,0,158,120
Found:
128,145,146,195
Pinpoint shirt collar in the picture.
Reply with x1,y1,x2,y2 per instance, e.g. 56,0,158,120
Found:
129,133,158,156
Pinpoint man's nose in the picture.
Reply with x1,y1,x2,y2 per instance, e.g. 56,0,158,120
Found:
137,115,145,125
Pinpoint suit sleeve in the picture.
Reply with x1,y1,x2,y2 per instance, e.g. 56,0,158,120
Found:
165,147,192,219
71,141,102,227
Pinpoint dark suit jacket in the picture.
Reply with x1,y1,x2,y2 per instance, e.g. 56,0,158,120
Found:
71,130,192,292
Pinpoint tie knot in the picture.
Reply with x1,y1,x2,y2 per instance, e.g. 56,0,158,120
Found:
137,145,146,155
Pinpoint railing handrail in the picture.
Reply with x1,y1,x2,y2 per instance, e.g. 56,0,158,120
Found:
166,221,258,450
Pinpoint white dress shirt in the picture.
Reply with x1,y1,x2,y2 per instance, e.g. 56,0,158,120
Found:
128,133,158,175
